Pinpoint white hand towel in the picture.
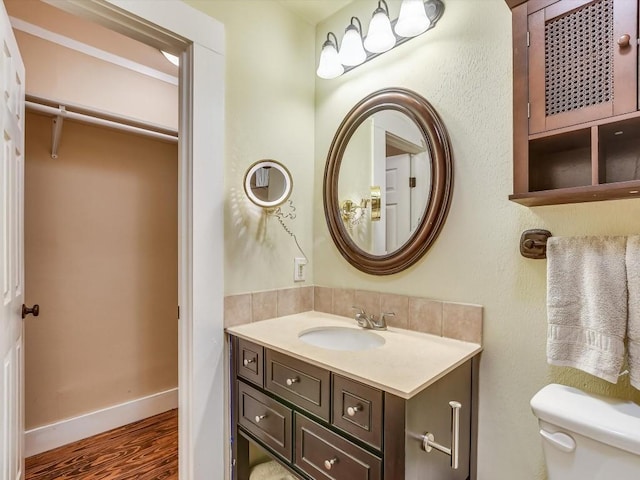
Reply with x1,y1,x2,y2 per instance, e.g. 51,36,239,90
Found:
627,236,640,390
546,236,627,383
249,460,297,480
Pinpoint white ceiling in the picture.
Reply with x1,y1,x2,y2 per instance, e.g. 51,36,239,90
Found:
277,0,354,25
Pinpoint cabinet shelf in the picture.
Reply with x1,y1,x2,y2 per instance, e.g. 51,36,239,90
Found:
508,0,640,207
509,179,640,207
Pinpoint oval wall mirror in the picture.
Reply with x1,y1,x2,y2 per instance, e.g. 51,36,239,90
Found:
323,88,453,275
244,159,293,209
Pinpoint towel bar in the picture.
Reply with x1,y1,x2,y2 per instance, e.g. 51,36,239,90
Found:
520,229,552,259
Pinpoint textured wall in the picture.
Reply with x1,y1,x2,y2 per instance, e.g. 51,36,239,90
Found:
25,113,178,428
314,1,640,479
185,1,316,295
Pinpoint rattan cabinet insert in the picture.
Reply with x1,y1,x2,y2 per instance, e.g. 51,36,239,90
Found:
506,0,640,206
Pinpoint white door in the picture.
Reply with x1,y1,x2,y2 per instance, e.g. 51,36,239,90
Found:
385,154,411,252
0,2,25,480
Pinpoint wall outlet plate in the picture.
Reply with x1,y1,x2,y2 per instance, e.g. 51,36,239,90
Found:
294,257,307,282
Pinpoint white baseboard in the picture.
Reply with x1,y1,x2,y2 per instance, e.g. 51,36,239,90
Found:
25,387,178,457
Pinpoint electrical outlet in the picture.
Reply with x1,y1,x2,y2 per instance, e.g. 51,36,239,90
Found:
294,257,307,282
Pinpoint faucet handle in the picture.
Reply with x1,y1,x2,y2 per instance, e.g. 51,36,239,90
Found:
352,306,365,315
379,312,395,325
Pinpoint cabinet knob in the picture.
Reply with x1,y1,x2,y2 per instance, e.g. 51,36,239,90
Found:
242,357,255,366
323,458,338,470
254,414,266,423
346,404,362,417
617,34,631,48
285,377,299,386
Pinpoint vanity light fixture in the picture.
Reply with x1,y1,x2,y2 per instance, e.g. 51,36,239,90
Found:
316,0,444,79
339,17,367,67
395,0,431,37
161,51,180,66
364,0,396,54
317,32,344,79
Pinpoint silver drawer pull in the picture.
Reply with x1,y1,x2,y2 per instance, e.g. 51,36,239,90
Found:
421,401,462,470
254,414,267,423
243,358,255,366
285,377,299,386
323,457,338,470
346,404,362,417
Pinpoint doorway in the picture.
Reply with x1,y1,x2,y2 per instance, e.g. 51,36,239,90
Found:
10,0,180,466
6,0,225,478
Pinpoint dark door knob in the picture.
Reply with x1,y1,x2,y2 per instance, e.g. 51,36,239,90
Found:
22,304,39,319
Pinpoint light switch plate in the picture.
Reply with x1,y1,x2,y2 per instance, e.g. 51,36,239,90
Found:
294,257,307,282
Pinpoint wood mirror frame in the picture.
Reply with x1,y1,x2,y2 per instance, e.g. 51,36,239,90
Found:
323,88,453,275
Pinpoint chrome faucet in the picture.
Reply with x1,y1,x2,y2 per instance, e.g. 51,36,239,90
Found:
352,306,394,331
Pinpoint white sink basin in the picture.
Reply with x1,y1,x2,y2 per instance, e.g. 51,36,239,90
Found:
298,326,385,351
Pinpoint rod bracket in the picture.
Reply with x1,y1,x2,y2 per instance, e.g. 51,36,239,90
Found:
520,229,552,259
51,106,66,159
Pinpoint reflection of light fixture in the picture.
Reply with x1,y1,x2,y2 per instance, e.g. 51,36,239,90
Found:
161,51,180,66
317,0,444,79
339,17,366,67
317,32,344,79
364,0,395,54
341,198,371,229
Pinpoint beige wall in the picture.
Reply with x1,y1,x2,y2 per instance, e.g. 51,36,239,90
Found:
24,112,178,428
185,0,316,294
314,1,640,479
6,0,178,130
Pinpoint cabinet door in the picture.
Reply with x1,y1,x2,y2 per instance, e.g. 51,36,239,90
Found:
528,0,637,134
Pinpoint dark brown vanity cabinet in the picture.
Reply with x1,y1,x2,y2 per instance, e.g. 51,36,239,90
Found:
507,0,640,206
230,336,476,480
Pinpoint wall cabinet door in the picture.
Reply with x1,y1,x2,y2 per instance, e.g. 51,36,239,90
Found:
528,0,638,134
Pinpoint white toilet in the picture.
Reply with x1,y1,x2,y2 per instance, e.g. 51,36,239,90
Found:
530,384,640,479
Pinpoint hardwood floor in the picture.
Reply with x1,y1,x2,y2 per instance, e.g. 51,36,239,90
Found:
26,409,178,480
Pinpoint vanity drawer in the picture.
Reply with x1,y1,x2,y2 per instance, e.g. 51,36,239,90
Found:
332,374,383,450
237,381,292,462
265,350,330,421
295,413,382,480
237,338,264,387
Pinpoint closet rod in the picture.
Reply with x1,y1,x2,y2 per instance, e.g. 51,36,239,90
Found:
26,101,178,144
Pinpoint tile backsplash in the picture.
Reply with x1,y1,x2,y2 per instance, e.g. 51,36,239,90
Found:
224,286,483,344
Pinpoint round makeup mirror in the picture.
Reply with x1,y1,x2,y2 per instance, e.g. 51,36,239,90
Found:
244,160,293,209
323,88,453,275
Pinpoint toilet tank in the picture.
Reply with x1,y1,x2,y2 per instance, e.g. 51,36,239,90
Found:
531,384,640,480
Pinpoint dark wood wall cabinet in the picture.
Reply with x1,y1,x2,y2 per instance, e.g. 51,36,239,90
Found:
230,336,477,480
507,0,640,206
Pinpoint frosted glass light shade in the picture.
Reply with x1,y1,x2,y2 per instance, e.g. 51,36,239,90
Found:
339,25,367,67
161,51,180,66
364,9,396,53
395,0,431,38
317,42,344,79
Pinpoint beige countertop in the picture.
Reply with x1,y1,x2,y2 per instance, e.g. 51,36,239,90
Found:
226,311,482,399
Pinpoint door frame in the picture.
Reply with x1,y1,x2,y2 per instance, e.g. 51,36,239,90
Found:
40,1,225,479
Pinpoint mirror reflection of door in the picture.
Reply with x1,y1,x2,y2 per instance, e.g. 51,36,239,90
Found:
385,154,411,252
371,111,430,254
250,167,287,202
338,110,431,255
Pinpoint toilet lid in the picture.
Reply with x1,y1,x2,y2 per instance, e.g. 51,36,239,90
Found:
531,384,640,455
